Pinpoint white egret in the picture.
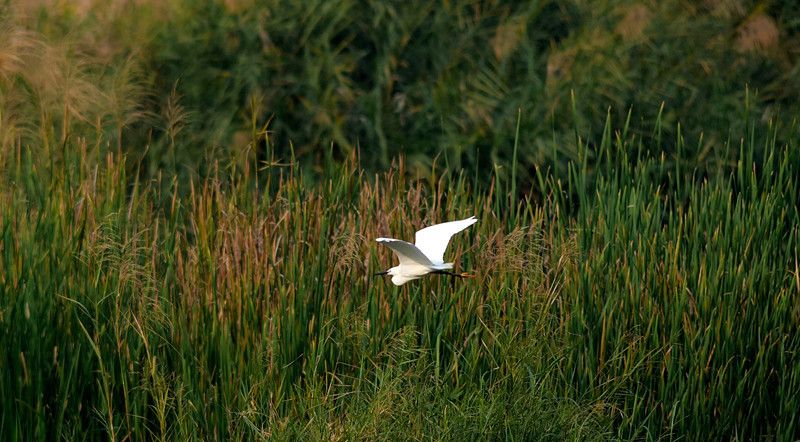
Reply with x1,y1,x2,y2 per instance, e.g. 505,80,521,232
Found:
374,216,477,285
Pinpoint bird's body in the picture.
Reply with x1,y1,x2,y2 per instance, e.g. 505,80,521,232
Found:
375,216,477,285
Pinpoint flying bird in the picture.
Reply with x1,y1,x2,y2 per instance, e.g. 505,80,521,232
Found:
374,216,477,285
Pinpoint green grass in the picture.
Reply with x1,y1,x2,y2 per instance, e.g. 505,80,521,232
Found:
2,1,800,440
1,112,799,439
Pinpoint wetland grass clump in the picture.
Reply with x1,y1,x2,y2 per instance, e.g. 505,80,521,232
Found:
1,2,800,440
1,114,799,440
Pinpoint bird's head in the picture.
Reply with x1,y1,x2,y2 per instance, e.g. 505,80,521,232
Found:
373,267,417,285
373,266,399,277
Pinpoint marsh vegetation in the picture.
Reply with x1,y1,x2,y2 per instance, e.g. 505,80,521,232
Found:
1,1,799,440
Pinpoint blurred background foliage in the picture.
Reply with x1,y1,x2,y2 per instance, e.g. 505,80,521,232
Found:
3,0,800,187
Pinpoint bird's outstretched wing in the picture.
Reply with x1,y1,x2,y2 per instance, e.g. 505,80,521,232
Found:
414,216,477,263
376,238,434,267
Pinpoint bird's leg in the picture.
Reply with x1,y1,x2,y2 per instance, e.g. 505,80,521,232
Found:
431,270,474,287
432,270,474,278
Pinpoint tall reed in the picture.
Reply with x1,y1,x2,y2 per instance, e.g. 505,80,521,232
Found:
1,110,798,439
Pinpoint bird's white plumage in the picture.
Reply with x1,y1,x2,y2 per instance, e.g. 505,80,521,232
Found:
414,216,477,264
375,216,477,285
375,238,434,267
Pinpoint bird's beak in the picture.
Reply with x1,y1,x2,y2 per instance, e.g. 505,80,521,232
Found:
373,270,389,276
